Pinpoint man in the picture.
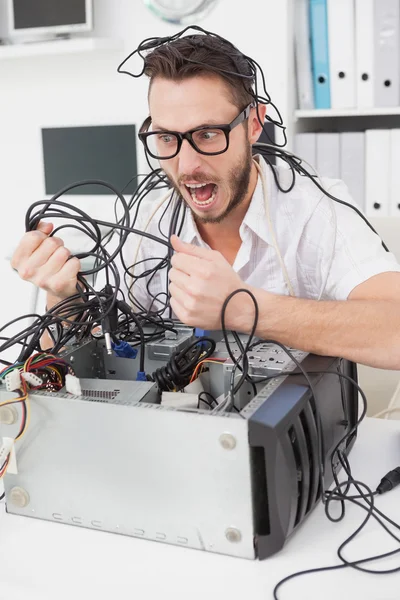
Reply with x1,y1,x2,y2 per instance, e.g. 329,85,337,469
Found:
10,33,400,369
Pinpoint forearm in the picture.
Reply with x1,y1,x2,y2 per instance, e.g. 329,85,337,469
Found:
233,289,400,369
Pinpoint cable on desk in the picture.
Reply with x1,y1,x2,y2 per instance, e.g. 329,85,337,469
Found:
272,368,400,598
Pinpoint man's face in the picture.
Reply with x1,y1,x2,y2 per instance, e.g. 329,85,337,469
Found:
148,75,253,224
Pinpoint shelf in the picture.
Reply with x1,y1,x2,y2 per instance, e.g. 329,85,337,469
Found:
295,107,400,119
0,37,123,59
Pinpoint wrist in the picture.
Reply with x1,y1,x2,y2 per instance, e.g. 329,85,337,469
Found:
224,285,264,333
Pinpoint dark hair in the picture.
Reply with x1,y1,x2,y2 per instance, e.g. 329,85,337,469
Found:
143,34,255,110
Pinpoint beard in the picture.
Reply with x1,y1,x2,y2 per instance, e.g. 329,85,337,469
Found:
166,144,253,225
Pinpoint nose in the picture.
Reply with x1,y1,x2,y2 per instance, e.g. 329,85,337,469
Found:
177,139,203,176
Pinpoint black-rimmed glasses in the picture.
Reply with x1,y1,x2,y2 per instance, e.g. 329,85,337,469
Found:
138,103,253,160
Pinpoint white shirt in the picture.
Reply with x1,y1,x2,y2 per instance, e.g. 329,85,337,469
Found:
119,156,400,311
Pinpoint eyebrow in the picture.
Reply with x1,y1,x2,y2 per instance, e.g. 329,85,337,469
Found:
151,119,224,131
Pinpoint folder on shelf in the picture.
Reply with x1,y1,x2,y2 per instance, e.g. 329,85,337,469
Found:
309,0,331,109
294,133,316,169
294,0,314,110
374,0,400,107
327,0,356,109
316,132,340,179
389,129,400,216
339,132,365,211
355,0,374,108
365,129,390,216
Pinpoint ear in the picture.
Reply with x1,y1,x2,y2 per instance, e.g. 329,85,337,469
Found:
248,103,267,145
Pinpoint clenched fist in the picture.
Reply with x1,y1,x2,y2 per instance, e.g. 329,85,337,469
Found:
11,221,81,304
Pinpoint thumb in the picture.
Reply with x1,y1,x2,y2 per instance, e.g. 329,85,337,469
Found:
170,234,215,261
37,221,54,235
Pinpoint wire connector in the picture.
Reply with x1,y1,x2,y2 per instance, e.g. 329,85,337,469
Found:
21,372,42,387
136,371,147,381
195,328,211,338
4,370,21,392
377,467,400,494
112,341,138,359
65,374,82,396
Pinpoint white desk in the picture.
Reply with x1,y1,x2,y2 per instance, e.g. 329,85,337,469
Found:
1,418,400,600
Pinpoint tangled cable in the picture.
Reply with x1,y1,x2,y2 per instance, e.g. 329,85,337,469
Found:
151,336,216,392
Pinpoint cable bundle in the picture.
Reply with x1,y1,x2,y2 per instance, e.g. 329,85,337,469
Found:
151,336,216,392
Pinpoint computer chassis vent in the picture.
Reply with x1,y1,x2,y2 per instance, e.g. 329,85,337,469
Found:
288,400,322,528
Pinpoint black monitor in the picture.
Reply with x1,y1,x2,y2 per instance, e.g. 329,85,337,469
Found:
42,124,138,196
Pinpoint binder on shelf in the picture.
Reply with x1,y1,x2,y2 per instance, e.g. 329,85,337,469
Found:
365,129,390,216
374,0,400,107
294,133,316,169
294,0,314,110
355,0,374,108
327,0,356,109
309,0,331,109
339,132,365,211
389,129,400,216
316,132,340,179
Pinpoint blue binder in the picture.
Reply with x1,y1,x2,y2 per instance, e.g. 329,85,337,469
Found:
309,0,331,109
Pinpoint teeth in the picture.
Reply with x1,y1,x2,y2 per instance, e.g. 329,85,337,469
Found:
186,183,208,189
190,186,217,207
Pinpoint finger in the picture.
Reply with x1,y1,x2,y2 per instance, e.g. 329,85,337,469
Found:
171,252,208,277
37,222,54,235
169,281,192,307
25,236,65,273
32,246,72,287
11,230,52,270
170,235,216,261
169,266,192,291
45,257,81,298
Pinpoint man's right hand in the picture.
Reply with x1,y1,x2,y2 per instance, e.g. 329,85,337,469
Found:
11,221,81,308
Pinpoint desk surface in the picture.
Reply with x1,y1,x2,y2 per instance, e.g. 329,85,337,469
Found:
1,417,400,600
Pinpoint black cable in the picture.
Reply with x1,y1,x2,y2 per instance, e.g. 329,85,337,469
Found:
118,27,390,253
152,336,216,392
270,367,400,598
198,391,217,409
220,288,259,411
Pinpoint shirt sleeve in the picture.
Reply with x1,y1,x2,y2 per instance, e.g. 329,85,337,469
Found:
301,179,400,301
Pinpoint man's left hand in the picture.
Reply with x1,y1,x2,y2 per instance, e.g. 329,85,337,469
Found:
169,235,250,330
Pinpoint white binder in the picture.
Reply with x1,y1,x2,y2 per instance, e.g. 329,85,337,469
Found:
365,129,390,216
355,0,374,108
316,132,340,179
374,0,400,107
294,133,316,170
327,0,356,108
294,0,314,110
389,129,400,216
340,132,365,211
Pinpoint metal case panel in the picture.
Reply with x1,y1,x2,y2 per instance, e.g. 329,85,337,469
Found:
3,395,255,559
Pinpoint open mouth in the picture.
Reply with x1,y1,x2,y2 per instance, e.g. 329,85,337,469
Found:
184,183,218,209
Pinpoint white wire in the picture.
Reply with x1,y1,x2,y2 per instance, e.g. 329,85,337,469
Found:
381,379,400,420
371,406,400,420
